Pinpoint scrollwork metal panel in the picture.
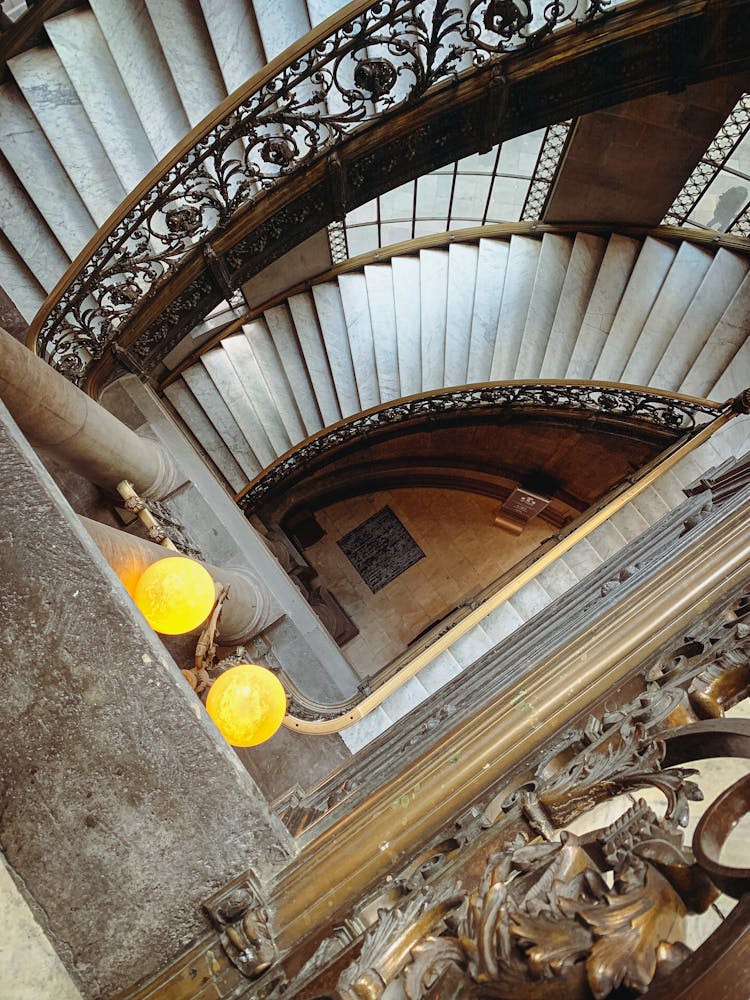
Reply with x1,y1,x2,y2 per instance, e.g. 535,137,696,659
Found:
32,0,621,385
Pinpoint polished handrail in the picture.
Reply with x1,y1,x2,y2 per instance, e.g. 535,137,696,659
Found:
27,0,640,385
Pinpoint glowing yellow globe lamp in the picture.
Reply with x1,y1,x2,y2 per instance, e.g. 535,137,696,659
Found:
206,664,286,747
134,556,216,635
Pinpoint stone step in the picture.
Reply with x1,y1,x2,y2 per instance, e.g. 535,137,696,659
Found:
201,347,278,466
89,0,189,159
652,248,750,392
45,9,157,192
164,379,247,492
567,233,640,379
144,0,227,127
241,320,308,445
338,271,380,409
592,236,676,382
311,282,361,417
286,292,342,428
0,80,96,259
197,0,264,93
391,255,423,396
515,232,573,378
681,271,750,399
364,264,401,402
0,231,46,322
253,0,311,61
181,363,263,480
263,302,324,435
621,241,714,385
540,232,606,378
221,332,293,457
467,237,509,382
444,243,479,386
8,45,124,228
419,248,449,391
490,234,540,380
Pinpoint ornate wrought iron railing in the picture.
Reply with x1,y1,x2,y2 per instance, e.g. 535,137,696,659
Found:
236,380,722,513
29,0,635,386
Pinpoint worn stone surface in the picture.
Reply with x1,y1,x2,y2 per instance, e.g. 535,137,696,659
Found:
0,399,295,998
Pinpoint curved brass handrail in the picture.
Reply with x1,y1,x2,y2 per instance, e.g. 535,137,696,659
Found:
26,0,652,385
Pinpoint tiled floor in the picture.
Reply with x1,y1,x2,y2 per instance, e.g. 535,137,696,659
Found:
304,487,550,678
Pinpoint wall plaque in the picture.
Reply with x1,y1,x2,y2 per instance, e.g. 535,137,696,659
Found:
337,506,425,592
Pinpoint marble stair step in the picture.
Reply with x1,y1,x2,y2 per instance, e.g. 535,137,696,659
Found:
287,291,343,426
467,237,509,382
198,0,264,93
379,675,432,725
416,649,463,693
338,705,392,755
391,255,422,396
621,241,714,386
490,234,540,380
145,0,227,127
535,558,581,600
419,249,449,391
0,232,46,322
681,271,750,399
559,537,604,581
652,248,750,392
0,156,69,293
592,236,676,382
628,484,672,524
364,264,401,402
481,601,526,645
164,379,247,492
607,502,651,542
540,232,606,378
0,81,97,259
181,364,263,481
252,0,311,60
566,233,640,380
311,282,362,417
514,233,573,378
444,243,479,386
649,469,687,509
201,348,278,466
507,578,553,621
446,625,495,670
8,46,125,228
585,519,630,561
338,271,381,409
89,0,189,159
221,333,293,456
241,319,307,445
263,302,324,435
45,9,157,192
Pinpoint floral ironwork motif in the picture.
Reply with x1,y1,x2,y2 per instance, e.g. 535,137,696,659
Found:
33,0,622,385
237,383,720,513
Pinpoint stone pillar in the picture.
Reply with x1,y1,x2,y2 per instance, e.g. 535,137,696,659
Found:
80,515,275,642
0,396,294,999
0,325,178,497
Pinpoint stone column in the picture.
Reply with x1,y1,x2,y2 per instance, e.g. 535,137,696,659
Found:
0,325,178,497
0,396,294,999
80,515,275,642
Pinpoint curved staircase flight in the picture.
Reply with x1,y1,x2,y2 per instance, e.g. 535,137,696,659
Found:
163,227,750,751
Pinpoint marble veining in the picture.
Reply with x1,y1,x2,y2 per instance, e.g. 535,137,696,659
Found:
263,304,324,435
89,0,189,158
490,235,540,380
566,234,640,380
682,271,750,398
312,282,362,417
288,291,344,426
391,255,422,396
652,249,750,391
198,0,264,93
164,381,247,492
144,0,227,126
0,231,45,322
9,47,126,227
46,10,156,191
467,238,508,382
201,348,278,466
0,80,96,257
419,249,449,391
444,243,478,386
622,242,713,385
592,236,676,382
242,319,307,444
252,0,310,60
515,233,572,378
222,333,292,456
339,272,381,410
540,232,606,378
365,264,401,402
